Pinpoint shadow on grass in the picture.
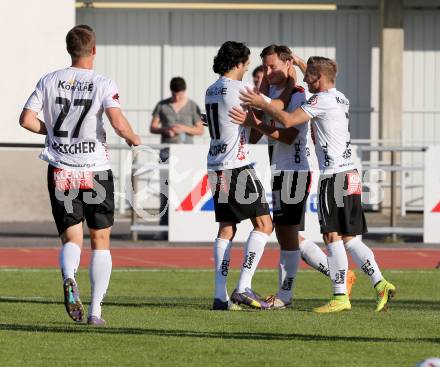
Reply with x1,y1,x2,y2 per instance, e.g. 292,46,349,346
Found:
296,299,440,311
0,297,208,310
1,296,440,311
0,323,439,344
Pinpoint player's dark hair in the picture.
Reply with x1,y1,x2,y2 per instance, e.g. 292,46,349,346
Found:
66,25,96,59
252,65,264,78
170,77,186,92
307,56,338,82
213,41,250,75
260,44,292,62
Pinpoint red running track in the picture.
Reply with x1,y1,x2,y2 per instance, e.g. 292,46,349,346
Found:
0,247,439,269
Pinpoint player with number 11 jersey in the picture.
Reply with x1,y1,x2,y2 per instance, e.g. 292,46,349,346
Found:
205,41,273,312
205,77,254,171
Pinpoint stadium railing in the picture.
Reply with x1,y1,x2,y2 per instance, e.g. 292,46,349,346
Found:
355,145,427,241
0,142,427,241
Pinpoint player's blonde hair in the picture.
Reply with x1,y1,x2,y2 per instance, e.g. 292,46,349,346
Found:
307,56,338,83
66,25,96,59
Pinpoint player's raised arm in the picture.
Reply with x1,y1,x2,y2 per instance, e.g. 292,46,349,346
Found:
257,61,294,111
229,106,299,145
19,109,47,135
106,107,141,146
270,74,296,110
239,87,309,128
291,53,307,75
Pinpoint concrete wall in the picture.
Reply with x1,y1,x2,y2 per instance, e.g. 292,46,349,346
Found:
1,0,75,144
0,150,52,221
0,0,75,221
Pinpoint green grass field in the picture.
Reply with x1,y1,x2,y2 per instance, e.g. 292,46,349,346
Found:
0,268,439,366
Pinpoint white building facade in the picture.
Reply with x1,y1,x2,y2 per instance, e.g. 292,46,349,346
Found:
1,0,439,220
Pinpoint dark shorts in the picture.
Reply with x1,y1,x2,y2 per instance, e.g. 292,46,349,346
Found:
317,169,367,236
272,171,312,228
47,165,115,235
208,165,270,223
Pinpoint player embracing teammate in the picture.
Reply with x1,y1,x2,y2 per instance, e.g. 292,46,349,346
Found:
229,44,354,309
205,41,274,310
235,54,396,313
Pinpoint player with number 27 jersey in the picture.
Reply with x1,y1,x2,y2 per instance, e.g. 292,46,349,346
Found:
24,67,120,171
20,25,141,326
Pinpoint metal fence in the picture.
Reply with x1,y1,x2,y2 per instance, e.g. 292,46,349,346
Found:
128,141,428,240
0,141,427,240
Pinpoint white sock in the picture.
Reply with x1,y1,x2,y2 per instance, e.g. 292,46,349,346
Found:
236,230,269,292
326,241,348,295
345,237,383,286
277,250,300,303
299,239,330,277
89,250,112,318
59,242,81,282
214,238,232,301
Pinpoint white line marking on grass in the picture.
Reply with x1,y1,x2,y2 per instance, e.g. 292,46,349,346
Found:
385,269,438,274
0,268,59,272
0,268,437,274
0,268,262,273
0,296,50,301
0,268,281,273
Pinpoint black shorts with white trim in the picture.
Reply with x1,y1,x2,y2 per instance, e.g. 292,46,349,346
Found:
208,164,270,223
271,170,312,228
47,165,115,235
317,169,367,235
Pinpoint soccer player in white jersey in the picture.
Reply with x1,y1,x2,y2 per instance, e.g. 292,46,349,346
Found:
237,55,396,313
20,25,141,324
231,45,356,308
205,41,273,310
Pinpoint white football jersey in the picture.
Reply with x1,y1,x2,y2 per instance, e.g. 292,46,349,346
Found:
205,76,253,171
263,85,311,172
301,88,355,174
24,67,121,171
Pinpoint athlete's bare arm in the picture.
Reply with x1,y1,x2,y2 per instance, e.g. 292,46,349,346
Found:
106,107,141,146
19,109,47,135
274,75,296,110
291,54,307,75
250,75,265,143
288,63,298,83
239,88,309,128
249,72,295,144
229,107,298,145
258,71,294,111
259,62,297,110
249,124,263,144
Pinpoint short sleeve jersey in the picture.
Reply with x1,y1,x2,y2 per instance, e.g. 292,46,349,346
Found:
301,88,354,174
263,85,311,172
24,67,121,171
205,76,253,171
152,98,202,144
